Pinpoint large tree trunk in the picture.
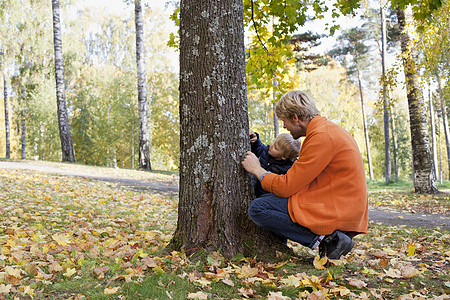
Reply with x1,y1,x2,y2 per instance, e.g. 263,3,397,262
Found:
3,74,10,159
436,74,450,180
396,8,437,193
357,70,373,180
135,0,151,171
21,87,26,159
380,6,391,183
51,0,76,163
171,0,287,259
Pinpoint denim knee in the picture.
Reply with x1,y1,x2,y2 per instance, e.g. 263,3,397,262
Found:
248,199,261,223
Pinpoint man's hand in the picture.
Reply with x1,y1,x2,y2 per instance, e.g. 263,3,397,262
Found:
241,151,266,179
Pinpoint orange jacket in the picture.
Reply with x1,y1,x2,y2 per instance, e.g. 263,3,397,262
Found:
261,116,368,235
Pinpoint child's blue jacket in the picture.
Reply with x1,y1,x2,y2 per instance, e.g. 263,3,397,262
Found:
250,132,295,197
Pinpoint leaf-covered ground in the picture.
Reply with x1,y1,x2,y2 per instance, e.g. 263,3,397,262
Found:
0,167,448,299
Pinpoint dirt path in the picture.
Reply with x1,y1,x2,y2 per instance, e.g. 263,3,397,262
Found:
1,160,448,230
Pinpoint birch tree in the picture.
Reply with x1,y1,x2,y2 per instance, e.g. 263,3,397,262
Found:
3,74,9,159
396,8,437,193
134,0,151,170
51,0,76,163
380,5,392,183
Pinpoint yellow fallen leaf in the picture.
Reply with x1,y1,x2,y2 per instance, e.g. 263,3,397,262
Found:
279,275,301,287
49,262,63,273
313,255,327,270
104,286,120,295
52,233,72,246
236,264,259,278
330,286,351,297
406,243,416,256
5,266,21,278
63,268,76,278
22,285,35,297
194,278,211,286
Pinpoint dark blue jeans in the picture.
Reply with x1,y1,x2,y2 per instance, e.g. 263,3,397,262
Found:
248,193,322,249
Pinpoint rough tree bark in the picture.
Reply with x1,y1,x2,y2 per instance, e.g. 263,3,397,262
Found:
170,0,288,259
51,0,76,163
134,0,152,171
396,8,437,193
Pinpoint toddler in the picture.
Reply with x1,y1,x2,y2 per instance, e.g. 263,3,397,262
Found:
250,132,301,197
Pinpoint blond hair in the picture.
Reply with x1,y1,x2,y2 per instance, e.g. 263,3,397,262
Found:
274,133,301,161
275,90,320,121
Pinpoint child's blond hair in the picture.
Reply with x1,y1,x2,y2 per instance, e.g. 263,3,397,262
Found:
274,133,301,161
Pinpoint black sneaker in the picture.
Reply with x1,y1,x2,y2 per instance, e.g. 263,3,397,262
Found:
318,230,355,259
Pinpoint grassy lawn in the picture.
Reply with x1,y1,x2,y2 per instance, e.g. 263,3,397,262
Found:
0,165,448,299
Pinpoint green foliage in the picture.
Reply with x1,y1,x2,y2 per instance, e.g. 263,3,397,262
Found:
0,1,180,170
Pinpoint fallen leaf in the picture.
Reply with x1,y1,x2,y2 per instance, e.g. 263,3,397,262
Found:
239,287,255,298
0,284,12,294
313,255,327,270
406,243,416,256
348,278,367,288
222,278,234,286
267,291,290,300
187,291,208,299
104,286,120,295
52,233,72,246
63,268,76,278
307,289,328,300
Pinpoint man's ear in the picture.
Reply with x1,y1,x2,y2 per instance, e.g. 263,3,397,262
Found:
292,114,300,123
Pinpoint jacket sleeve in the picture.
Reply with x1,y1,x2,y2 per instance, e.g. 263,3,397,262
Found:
261,131,334,198
250,132,268,158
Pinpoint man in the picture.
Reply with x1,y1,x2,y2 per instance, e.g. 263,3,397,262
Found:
241,90,368,259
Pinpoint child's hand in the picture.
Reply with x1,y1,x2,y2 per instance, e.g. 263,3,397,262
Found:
249,132,257,143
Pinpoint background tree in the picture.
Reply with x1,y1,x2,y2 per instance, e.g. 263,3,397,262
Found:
380,5,392,183
329,27,375,180
51,0,76,163
417,0,450,180
135,0,151,170
2,74,9,159
396,7,437,193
